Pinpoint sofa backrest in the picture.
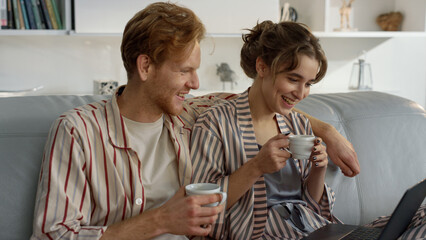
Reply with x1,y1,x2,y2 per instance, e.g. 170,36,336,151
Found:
296,91,426,225
0,95,108,240
0,92,425,239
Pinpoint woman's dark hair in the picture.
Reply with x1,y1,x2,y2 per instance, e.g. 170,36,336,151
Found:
240,21,327,83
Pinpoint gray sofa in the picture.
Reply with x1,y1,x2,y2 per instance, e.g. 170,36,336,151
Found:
0,91,425,239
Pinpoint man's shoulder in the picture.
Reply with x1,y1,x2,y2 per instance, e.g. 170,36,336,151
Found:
185,92,240,112
177,92,239,128
185,92,238,106
58,99,110,123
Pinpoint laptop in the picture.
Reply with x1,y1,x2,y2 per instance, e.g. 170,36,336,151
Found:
303,178,426,240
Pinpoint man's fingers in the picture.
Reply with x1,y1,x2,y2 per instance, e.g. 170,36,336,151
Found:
334,158,354,176
189,223,213,236
186,194,224,210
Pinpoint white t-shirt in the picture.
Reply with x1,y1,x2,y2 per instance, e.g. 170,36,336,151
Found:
123,115,186,240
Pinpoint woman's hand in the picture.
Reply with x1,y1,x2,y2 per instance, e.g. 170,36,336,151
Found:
306,137,328,202
310,137,328,168
253,133,292,174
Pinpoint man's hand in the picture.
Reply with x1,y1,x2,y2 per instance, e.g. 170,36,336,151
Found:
101,187,225,240
324,128,360,177
157,186,225,236
293,108,360,177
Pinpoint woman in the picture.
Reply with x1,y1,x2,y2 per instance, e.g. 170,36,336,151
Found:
190,21,340,239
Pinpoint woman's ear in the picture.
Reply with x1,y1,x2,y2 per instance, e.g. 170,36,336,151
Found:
256,57,266,77
136,54,151,82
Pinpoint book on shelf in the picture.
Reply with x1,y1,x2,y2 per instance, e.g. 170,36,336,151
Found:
6,0,13,28
11,0,21,29
36,0,46,29
16,0,26,29
46,0,63,29
44,0,58,29
24,0,35,29
39,0,51,29
19,0,30,29
29,0,41,29
50,0,60,29
1,0,7,29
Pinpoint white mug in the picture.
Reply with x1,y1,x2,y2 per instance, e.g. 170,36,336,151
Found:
185,183,227,207
288,135,315,160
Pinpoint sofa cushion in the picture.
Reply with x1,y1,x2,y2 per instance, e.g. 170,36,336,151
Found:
0,95,108,240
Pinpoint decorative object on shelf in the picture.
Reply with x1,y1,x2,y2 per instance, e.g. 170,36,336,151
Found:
349,51,373,91
93,80,118,95
0,85,43,97
335,0,358,32
216,62,237,91
280,2,297,22
376,11,403,31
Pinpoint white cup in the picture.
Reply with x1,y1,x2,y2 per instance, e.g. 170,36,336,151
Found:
288,135,315,160
185,183,227,207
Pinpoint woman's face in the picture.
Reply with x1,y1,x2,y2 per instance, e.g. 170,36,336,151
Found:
261,54,319,116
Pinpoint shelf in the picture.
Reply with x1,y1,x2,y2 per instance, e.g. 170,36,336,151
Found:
68,31,123,37
3,30,425,38
0,30,69,36
313,31,426,38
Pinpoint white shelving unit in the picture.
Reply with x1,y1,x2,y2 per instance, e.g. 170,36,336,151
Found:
282,0,426,38
72,0,280,36
2,0,425,38
0,0,425,108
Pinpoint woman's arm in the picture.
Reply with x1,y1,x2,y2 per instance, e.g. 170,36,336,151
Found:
305,138,328,203
227,134,291,209
293,108,360,177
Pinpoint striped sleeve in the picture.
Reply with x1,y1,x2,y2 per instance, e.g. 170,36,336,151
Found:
190,110,229,239
364,204,426,239
32,116,106,240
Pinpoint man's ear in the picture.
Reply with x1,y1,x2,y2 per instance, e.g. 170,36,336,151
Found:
136,54,151,82
256,57,266,77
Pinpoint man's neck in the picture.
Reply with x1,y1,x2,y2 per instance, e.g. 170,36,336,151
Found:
116,85,164,123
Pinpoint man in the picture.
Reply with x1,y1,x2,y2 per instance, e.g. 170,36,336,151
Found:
31,2,359,239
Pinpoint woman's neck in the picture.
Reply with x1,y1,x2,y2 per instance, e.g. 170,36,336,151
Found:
248,79,276,124
248,80,280,145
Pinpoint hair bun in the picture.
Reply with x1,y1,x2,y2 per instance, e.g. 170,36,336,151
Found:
242,20,273,44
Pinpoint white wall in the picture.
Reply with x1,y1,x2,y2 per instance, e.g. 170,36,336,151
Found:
0,35,425,108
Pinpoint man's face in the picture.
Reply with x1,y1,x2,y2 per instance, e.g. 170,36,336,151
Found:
146,42,201,116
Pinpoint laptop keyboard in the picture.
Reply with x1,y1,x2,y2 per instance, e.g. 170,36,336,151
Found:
341,226,382,240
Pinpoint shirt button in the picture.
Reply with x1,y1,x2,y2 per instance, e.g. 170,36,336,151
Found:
135,198,143,205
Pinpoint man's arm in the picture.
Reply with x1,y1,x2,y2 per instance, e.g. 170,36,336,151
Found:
101,187,224,240
189,94,360,177
293,108,360,177
32,118,106,239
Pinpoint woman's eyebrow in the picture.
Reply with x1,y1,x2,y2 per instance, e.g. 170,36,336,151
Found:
287,72,303,79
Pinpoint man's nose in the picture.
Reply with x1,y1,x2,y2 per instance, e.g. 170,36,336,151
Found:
187,72,200,90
